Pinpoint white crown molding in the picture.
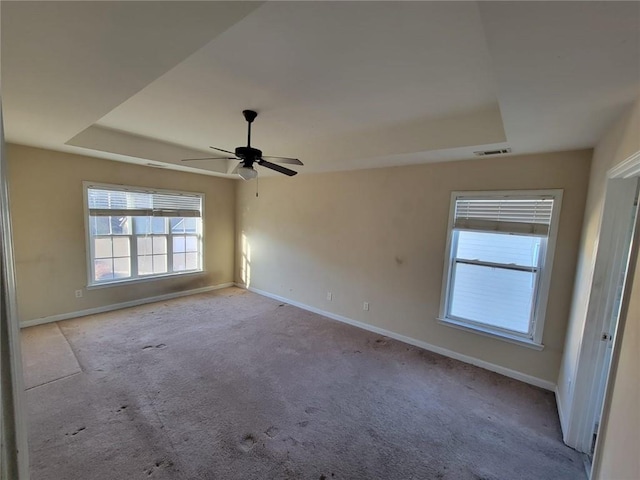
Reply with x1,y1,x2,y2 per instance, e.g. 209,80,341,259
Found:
608,150,640,179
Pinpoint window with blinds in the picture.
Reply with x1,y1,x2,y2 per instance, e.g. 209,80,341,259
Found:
84,183,204,286
439,190,563,347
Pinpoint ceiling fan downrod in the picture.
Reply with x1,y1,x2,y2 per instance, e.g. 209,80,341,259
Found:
243,110,258,148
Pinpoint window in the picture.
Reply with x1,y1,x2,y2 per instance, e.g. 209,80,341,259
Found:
84,183,204,286
439,190,562,348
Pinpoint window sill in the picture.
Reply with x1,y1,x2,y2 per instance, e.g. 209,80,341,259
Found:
87,270,206,290
437,317,545,351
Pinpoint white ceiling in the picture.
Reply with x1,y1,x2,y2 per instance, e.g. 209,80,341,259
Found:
2,1,639,178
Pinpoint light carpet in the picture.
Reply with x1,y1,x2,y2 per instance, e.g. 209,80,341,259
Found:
23,287,585,480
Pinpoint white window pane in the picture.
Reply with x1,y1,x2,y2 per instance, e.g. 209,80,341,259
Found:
91,217,111,236
185,252,198,270
449,263,534,334
138,255,153,275
94,259,113,281
113,257,131,279
94,238,112,259
185,236,198,252
184,218,198,233
110,216,131,235
152,217,166,234
137,237,152,256
133,217,150,235
134,217,167,235
456,231,541,268
170,218,184,233
153,255,168,274
173,236,186,253
113,237,130,257
153,236,167,254
173,253,186,271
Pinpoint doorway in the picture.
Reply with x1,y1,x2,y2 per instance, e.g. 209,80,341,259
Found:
563,149,640,475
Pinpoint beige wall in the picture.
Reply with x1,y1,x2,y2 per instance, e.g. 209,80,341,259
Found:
236,150,591,385
7,144,236,323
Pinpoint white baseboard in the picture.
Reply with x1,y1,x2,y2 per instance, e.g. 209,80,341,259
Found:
245,285,556,391
20,282,235,329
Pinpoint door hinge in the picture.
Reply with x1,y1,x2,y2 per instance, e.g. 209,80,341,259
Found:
601,332,613,341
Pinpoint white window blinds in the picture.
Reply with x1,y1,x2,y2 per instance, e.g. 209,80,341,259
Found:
87,187,202,218
454,196,554,236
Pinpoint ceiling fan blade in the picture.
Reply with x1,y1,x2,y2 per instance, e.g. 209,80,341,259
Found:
209,146,236,155
258,159,298,176
260,156,303,166
181,157,237,162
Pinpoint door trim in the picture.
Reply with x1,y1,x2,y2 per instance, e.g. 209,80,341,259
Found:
0,102,30,478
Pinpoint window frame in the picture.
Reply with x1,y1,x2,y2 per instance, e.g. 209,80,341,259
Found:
438,189,563,349
83,181,206,288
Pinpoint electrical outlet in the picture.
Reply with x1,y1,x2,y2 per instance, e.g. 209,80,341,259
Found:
326,292,333,301
363,302,369,311
75,290,83,298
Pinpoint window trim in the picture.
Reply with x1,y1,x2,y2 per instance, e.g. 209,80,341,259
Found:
438,189,563,348
82,181,206,288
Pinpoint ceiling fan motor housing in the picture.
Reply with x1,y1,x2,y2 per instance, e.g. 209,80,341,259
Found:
235,146,262,165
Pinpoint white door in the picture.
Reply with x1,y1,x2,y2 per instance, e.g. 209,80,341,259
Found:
590,182,639,457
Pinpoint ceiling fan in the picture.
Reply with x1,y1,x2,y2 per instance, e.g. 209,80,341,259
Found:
181,110,303,180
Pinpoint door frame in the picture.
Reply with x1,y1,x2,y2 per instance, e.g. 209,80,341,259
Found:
564,150,640,456
0,101,30,478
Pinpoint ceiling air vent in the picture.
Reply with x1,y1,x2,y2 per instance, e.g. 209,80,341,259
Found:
474,148,512,156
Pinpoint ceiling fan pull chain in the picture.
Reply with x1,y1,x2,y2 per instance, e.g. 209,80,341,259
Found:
256,175,259,197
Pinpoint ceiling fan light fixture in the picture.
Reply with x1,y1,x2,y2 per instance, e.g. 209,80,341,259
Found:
238,165,258,180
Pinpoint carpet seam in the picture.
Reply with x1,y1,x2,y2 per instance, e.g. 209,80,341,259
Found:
55,322,86,374
25,371,82,391
139,388,188,479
